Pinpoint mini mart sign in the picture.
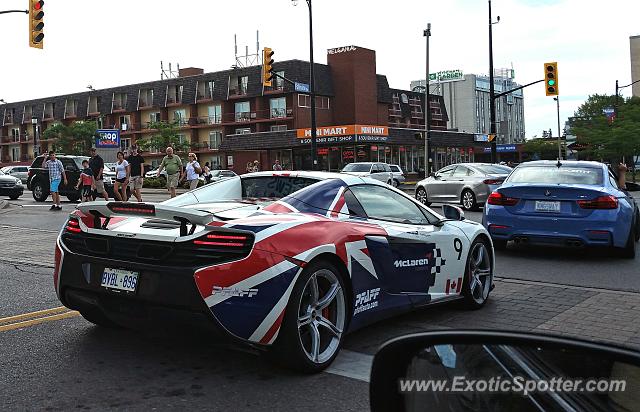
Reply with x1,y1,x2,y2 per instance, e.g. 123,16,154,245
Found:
296,124,388,144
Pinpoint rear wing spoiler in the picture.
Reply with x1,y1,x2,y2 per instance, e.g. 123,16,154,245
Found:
76,201,215,236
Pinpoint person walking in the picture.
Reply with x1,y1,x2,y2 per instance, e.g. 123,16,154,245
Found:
272,159,283,171
246,161,254,174
252,160,260,172
114,151,130,201
89,147,109,201
43,151,67,211
127,146,145,202
157,147,183,198
75,159,95,203
203,162,212,184
184,153,202,190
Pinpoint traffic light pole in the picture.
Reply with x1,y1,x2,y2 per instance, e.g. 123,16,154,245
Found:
488,0,497,163
554,97,562,160
0,10,28,14
306,0,318,171
424,23,431,178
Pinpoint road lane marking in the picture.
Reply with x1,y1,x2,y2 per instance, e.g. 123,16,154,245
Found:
0,308,80,332
0,306,69,324
325,349,373,382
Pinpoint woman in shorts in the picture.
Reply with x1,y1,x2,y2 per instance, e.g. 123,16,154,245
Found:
114,151,130,201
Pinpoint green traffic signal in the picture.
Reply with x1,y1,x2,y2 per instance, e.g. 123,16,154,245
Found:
548,79,555,86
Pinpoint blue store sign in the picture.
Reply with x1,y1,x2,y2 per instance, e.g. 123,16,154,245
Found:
483,144,517,153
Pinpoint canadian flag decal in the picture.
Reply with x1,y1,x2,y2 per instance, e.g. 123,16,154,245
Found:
445,277,463,294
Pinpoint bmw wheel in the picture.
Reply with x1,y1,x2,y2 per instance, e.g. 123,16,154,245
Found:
415,187,431,206
274,260,347,373
462,239,493,309
461,189,478,211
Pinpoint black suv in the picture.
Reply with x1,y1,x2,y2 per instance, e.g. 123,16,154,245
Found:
27,154,124,202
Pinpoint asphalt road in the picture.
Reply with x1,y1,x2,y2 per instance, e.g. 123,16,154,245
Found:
1,193,640,410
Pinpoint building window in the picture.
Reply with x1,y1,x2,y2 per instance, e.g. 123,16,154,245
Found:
64,99,78,118
112,93,127,111
11,128,20,142
43,103,54,120
149,112,161,123
139,89,154,108
207,105,222,124
275,71,285,89
11,147,20,162
316,96,330,110
235,127,251,135
270,125,287,132
88,96,102,115
235,101,250,122
167,85,183,104
197,81,215,100
177,134,187,145
298,94,311,108
208,131,222,149
121,138,131,151
174,109,187,125
239,76,248,94
270,97,286,118
210,155,223,169
23,105,34,123
119,115,131,131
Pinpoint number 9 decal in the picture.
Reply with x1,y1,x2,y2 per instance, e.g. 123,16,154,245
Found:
453,238,463,260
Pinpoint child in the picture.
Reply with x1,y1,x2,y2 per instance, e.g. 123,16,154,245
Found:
76,160,95,202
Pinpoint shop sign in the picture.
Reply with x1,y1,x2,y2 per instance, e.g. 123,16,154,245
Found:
343,150,355,160
483,144,517,153
474,134,489,142
428,69,464,83
95,129,120,148
328,45,357,55
297,124,388,144
317,148,329,155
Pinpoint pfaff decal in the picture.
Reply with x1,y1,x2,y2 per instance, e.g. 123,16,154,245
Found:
212,286,258,298
354,288,380,315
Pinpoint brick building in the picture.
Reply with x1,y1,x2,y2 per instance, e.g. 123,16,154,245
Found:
1,45,483,175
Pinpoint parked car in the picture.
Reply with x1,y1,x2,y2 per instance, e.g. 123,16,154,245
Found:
0,169,24,200
55,171,493,373
1,165,29,183
208,169,238,182
388,164,405,187
145,168,167,179
415,163,512,211
483,160,640,258
341,162,394,185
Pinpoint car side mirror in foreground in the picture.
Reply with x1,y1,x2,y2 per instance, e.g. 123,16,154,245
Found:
370,331,640,412
442,204,465,221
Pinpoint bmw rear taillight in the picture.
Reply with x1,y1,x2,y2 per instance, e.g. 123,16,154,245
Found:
487,191,519,206
483,179,503,185
193,231,253,248
577,195,618,209
65,217,81,233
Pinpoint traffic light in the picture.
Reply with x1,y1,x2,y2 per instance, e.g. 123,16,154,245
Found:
29,0,45,49
262,47,275,87
544,62,558,96
488,134,496,142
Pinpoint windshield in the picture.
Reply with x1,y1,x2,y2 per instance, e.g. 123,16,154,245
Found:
0,170,4,175
475,165,512,174
507,166,603,185
342,164,371,173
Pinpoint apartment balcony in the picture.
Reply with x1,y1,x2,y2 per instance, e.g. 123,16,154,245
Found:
138,100,153,109
21,134,31,142
228,88,248,98
166,97,182,106
228,109,293,124
3,116,14,125
196,93,214,103
112,104,127,113
64,112,78,119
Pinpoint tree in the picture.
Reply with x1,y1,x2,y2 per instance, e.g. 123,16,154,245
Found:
570,95,640,164
42,121,98,155
522,139,559,160
136,121,190,154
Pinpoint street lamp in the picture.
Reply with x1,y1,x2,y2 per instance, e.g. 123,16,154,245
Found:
553,97,562,160
292,0,318,171
488,0,500,163
87,85,95,91
423,23,431,178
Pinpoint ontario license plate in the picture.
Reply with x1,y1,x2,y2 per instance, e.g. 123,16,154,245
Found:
101,268,139,293
535,200,561,213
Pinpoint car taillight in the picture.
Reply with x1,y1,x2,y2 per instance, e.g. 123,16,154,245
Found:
28,169,33,178
487,191,519,206
193,232,253,248
65,217,81,233
483,179,503,185
577,195,618,209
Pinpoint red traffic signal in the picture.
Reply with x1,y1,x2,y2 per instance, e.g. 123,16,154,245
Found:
34,0,44,10
29,0,45,49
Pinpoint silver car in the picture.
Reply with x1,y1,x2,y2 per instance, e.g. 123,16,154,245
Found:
1,166,29,184
388,164,406,187
341,162,394,185
415,163,512,210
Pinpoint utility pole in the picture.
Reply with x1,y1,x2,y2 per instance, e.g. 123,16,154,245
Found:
424,23,431,178
488,0,498,163
554,97,561,160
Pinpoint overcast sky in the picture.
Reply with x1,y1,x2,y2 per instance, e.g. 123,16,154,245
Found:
1,0,638,138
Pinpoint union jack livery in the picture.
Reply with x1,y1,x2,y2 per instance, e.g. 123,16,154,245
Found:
54,171,495,372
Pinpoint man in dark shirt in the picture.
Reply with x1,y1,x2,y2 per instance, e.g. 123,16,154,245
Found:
89,147,109,200
127,146,145,202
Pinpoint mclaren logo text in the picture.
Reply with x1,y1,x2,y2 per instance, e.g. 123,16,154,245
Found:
212,286,258,298
394,258,429,268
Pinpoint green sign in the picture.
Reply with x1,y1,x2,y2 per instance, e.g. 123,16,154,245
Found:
428,69,464,83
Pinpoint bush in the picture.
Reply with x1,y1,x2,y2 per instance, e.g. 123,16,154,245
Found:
143,177,165,189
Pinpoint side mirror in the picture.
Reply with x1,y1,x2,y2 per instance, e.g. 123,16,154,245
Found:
370,331,640,412
442,204,464,221
430,172,437,178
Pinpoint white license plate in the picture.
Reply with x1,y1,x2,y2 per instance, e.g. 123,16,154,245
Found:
101,268,139,293
535,200,561,212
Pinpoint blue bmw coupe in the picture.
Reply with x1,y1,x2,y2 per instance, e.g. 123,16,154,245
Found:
483,160,640,258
